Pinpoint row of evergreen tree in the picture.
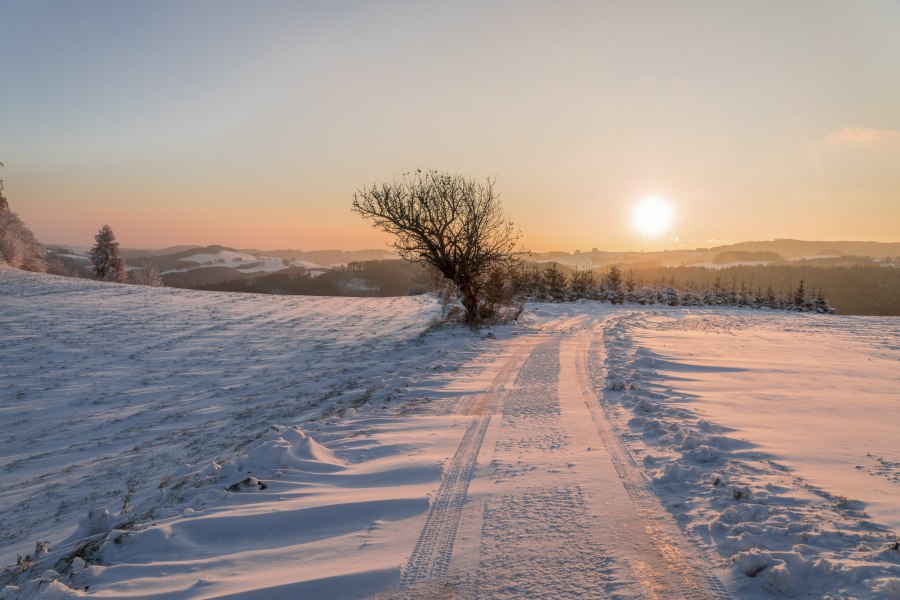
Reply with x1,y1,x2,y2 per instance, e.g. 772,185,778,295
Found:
481,263,834,314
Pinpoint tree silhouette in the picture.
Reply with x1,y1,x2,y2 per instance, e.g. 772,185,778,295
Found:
353,170,521,324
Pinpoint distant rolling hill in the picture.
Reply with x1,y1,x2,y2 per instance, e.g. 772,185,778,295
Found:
42,240,898,313
711,239,900,260
528,239,900,270
45,245,398,288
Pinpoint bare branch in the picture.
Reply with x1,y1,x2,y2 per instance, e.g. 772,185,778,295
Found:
352,170,523,324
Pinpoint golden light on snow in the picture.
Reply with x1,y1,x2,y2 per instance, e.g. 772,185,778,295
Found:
632,196,674,237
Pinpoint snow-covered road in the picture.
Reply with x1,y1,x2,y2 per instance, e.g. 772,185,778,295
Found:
398,321,729,598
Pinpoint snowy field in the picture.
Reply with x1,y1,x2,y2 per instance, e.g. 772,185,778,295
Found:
0,268,478,590
1,267,899,598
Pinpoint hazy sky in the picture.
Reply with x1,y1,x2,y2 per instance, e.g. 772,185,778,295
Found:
2,1,898,251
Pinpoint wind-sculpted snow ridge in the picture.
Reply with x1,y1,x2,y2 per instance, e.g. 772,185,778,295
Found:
0,268,486,593
599,311,900,599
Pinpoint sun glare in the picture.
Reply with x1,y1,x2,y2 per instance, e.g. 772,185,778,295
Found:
632,196,673,237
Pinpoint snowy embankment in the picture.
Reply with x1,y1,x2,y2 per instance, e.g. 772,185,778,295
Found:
597,309,900,598
0,267,487,597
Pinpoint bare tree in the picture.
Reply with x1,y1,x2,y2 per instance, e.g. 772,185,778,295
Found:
131,260,164,286
352,170,521,325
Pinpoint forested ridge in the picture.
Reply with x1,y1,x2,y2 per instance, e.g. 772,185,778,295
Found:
174,258,899,316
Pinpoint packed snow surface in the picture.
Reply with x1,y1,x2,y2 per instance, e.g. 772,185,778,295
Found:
1,268,898,599
621,311,900,530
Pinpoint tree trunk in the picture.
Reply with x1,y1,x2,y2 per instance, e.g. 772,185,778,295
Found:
458,280,481,326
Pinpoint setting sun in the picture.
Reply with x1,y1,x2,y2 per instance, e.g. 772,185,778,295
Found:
632,196,673,237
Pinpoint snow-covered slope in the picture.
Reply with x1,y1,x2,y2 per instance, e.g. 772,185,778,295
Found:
2,269,898,599
162,249,289,274
0,268,475,582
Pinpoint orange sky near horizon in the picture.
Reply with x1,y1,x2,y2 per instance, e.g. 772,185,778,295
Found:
2,2,899,252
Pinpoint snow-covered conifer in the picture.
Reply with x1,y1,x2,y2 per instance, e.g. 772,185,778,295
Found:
662,286,680,306
90,225,128,282
793,279,806,310
623,271,638,304
815,289,835,314
543,262,567,302
603,265,624,304
569,267,595,300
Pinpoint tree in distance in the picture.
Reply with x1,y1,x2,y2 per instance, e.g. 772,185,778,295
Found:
352,170,521,325
131,260,164,286
90,225,128,283
0,163,47,272
543,262,567,302
0,162,8,214
603,264,624,304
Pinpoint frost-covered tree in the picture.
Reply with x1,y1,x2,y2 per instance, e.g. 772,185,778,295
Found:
793,279,806,310
526,263,546,300
131,260,164,286
0,165,47,272
569,267,596,300
814,289,834,314
0,210,47,272
603,265,623,304
543,262,567,302
680,288,703,306
623,271,638,304
90,225,128,282
662,286,680,306
632,286,654,305
0,162,8,214
763,285,777,309
481,265,515,318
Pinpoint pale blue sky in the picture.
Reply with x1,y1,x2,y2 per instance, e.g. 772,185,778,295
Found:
2,1,898,250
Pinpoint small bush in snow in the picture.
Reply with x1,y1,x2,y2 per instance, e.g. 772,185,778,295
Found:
130,260,164,286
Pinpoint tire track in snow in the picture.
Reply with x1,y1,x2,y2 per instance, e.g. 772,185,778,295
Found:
475,339,624,598
400,341,534,587
572,326,731,600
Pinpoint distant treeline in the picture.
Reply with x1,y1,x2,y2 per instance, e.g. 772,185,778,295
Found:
190,260,429,297
186,259,898,315
614,264,899,316
503,263,834,314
